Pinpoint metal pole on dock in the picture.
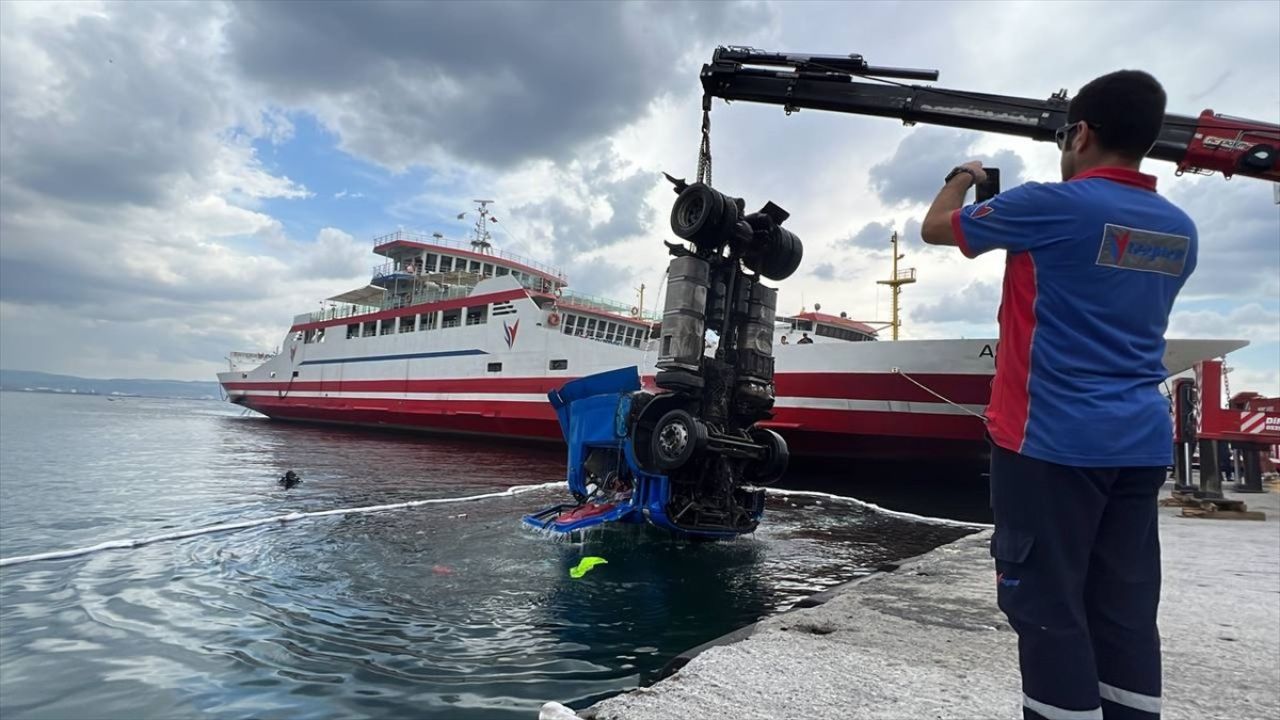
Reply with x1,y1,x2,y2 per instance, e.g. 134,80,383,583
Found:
1173,442,1194,492
1197,440,1224,499
1238,447,1265,493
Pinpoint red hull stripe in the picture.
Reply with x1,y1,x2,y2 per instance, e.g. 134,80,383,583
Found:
987,252,1038,453
224,372,993,405
290,288,528,333
234,396,987,457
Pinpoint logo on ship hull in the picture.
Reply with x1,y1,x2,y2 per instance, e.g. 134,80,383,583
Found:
503,320,519,349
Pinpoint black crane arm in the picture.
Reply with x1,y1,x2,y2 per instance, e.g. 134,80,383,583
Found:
700,47,1279,183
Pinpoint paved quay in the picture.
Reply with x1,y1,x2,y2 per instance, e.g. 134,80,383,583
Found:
571,485,1280,720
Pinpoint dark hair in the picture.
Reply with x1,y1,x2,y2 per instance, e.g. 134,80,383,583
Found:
1067,70,1167,160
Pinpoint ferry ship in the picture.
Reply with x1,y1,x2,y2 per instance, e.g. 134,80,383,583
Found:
219,202,1246,464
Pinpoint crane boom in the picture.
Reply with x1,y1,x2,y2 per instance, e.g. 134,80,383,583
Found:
700,47,1280,183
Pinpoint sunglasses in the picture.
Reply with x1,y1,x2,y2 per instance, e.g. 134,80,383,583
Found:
1055,121,1102,151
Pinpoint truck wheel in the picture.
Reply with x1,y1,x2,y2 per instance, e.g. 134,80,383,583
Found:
750,428,789,484
652,409,706,471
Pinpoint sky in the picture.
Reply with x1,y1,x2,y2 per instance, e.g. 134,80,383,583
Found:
1,0,1277,393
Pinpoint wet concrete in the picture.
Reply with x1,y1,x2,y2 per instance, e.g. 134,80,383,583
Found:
581,485,1280,720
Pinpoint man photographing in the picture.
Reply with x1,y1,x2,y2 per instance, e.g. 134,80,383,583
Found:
921,71,1197,720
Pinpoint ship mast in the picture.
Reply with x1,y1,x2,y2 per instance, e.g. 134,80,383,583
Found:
470,199,495,255
875,231,916,341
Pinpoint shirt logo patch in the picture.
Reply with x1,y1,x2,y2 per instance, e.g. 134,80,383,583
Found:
1096,223,1189,276
972,203,995,219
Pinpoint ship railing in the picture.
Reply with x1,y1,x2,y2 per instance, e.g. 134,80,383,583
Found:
371,229,567,281
557,289,661,322
372,262,558,295
305,283,495,324
303,303,381,324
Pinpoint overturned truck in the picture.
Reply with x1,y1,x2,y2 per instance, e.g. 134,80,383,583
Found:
523,177,802,539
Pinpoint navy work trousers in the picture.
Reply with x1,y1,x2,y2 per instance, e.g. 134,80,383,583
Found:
989,442,1166,720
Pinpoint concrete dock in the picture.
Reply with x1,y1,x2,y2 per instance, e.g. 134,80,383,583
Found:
582,485,1280,720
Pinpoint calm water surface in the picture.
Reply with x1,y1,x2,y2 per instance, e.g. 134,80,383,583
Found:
0,391,975,719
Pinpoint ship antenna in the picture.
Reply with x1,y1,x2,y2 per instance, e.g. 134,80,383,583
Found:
471,199,495,255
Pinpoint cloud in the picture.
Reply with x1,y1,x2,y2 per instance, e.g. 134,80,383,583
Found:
843,220,895,249
911,280,1001,324
811,262,838,281
1,0,1276,385
1168,304,1280,343
223,1,773,171
1166,178,1280,300
868,128,1027,207
499,152,661,295
333,189,364,200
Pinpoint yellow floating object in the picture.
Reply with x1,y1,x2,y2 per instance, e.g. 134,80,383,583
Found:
569,556,608,578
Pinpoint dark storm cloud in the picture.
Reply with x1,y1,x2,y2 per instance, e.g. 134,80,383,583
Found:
867,128,1027,207
0,3,245,209
225,0,773,170
911,279,1001,324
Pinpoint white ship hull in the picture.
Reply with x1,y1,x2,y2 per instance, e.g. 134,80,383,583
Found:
220,276,1245,463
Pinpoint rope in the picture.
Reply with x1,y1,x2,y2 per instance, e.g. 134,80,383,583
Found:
639,268,668,367
0,481,562,569
890,367,987,421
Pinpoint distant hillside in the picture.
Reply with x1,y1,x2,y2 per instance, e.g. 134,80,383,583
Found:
0,369,222,400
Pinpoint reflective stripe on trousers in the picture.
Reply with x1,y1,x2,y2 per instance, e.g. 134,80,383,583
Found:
1099,682,1162,714
1023,694,1102,720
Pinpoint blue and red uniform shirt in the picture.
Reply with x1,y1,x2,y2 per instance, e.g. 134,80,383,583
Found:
952,167,1197,467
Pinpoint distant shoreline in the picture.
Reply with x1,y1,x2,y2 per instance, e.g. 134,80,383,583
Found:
0,369,222,401
0,388,221,401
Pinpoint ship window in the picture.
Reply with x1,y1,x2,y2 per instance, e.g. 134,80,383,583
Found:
496,266,509,276
304,329,315,344
425,253,438,272
420,312,437,330
317,328,326,343
347,323,359,339
585,318,597,337
549,359,568,371
487,362,502,373
292,371,299,378
362,321,377,337
439,256,453,273
604,322,617,342
442,309,461,328
469,260,481,274
624,327,635,345
482,263,494,277
379,319,394,335
563,314,575,334
466,306,488,325
399,316,415,333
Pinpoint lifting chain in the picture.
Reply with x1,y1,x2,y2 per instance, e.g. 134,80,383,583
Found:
696,94,712,187
1221,356,1231,402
